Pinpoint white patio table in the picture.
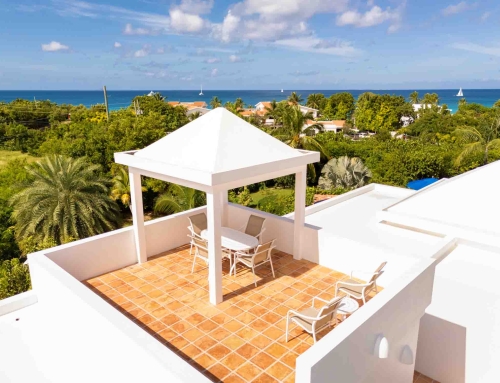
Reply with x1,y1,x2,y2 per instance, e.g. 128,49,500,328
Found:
200,227,259,275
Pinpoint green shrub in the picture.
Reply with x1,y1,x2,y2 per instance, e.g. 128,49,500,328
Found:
0,258,31,300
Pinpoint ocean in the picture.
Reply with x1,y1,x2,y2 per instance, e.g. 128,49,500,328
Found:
1,89,499,113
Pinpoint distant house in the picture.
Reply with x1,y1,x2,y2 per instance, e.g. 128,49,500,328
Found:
168,101,210,116
255,101,319,119
304,119,346,134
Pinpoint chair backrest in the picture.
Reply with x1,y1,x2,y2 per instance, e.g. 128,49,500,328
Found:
252,240,275,265
316,296,344,329
191,236,209,258
245,215,265,237
369,262,387,284
188,213,207,235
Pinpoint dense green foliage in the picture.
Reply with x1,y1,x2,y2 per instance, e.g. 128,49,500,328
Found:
1,92,500,299
0,258,31,299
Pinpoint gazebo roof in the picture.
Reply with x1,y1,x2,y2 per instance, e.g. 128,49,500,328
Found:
115,107,319,189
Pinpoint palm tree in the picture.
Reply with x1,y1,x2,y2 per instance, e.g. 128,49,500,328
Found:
264,100,280,127
224,101,242,116
288,92,303,105
234,98,245,110
409,91,419,105
454,119,500,166
458,98,467,109
421,93,439,106
111,167,146,213
189,111,202,121
272,106,328,177
154,184,206,215
318,156,372,189
152,92,165,101
210,96,222,109
306,93,323,109
10,155,121,245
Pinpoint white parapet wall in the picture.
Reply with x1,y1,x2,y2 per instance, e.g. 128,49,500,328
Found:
295,255,441,383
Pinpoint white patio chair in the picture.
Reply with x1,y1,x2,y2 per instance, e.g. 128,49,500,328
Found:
335,262,387,304
232,239,275,286
187,212,207,255
190,235,232,273
286,296,343,343
240,214,266,244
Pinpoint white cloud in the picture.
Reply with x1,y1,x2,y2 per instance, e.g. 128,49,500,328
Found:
41,41,69,52
217,10,240,43
169,8,206,33
336,5,402,32
123,23,156,35
451,42,500,57
134,45,151,57
177,0,214,15
211,68,218,77
114,42,122,48
290,70,320,76
235,0,348,20
480,11,491,21
441,2,475,16
275,36,361,57
229,54,241,62
204,58,220,63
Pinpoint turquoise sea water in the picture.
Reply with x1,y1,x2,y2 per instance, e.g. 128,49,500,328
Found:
1,89,499,113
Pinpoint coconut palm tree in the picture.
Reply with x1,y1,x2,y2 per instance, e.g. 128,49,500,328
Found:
264,100,281,127
154,184,206,215
454,119,500,166
421,93,439,106
189,111,202,121
409,91,419,105
110,167,146,213
224,101,243,116
234,98,245,110
210,96,222,109
318,156,372,189
306,93,323,109
10,155,121,245
288,92,303,105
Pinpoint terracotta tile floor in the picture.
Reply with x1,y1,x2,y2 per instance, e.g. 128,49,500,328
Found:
413,371,441,383
85,245,375,383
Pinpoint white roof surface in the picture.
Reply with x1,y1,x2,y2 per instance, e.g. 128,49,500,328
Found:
135,107,304,173
387,161,500,236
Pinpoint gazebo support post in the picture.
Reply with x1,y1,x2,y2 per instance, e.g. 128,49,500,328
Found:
207,190,223,305
293,166,307,260
129,170,147,264
221,190,229,227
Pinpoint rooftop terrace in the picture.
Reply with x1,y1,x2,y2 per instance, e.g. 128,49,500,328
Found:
85,245,374,382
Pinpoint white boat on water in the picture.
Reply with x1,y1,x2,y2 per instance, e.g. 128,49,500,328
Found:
456,88,464,97
281,89,284,93
147,91,155,97
199,85,204,96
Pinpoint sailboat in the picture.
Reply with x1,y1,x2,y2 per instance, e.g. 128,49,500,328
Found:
147,91,155,97
456,88,464,97
199,85,204,96
281,89,284,93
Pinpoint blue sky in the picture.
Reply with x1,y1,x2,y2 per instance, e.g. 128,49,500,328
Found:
1,0,499,90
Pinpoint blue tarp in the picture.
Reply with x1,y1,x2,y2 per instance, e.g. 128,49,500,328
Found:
407,178,439,190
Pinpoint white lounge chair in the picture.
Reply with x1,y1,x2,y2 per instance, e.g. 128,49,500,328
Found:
286,296,343,343
335,262,387,304
187,212,207,255
189,235,231,273
232,239,275,286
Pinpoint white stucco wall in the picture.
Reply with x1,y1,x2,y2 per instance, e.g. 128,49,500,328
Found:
296,257,439,383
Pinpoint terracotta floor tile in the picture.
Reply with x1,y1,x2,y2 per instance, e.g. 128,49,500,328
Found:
181,344,202,359
293,342,311,354
253,372,279,383
248,305,267,317
236,362,263,381
266,361,293,380
224,374,246,383
225,305,244,317
162,313,181,326
209,327,231,341
221,352,246,370
147,321,167,333
261,311,281,325
137,314,155,326
183,328,204,342
207,363,231,381
170,336,189,350
237,312,257,325
185,313,206,326
151,306,169,319
249,319,269,332
158,328,177,341
210,313,230,325
263,327,284,341
194,335,218,351
251,352,275,370
250,334,273,350
194,353,216,370
280,352,298,369
171,320,191,334
236,343,259,359
236,326,259,341
206,344,232,360
221,335,245,351
198,319,219,333
225,320,245,333
265,343,288,359
166,300,184,311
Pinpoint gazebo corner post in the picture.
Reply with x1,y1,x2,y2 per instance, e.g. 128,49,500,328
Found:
129,170,147,264
293,166,307,260
221,189,229,227
207,189,223,305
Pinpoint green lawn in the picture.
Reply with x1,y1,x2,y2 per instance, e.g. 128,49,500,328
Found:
249,188,293,206
0,150,39,168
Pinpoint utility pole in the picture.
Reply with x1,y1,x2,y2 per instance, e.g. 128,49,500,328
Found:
103,85,110,121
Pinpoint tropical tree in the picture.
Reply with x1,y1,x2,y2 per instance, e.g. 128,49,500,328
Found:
421,93,439,106
224,101,242,116
234,98,245,110
409,91,419,104
111,167,146,212
318,156,372,189
306,93,324,110
458,98,467,109
10,155,121,246
151,92,165,101
454,119,500,166
494,99,500,108
189,111,202,121
210,96,222,109
0,258,31,299
288,92,303,105
154,184,206,215
264,100,281,127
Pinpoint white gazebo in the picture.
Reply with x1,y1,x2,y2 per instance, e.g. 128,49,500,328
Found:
114,108,319,304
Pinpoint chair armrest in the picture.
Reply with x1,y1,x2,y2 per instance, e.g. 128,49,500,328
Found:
336,280,372,288
312,296,329,306
287,309,319,322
